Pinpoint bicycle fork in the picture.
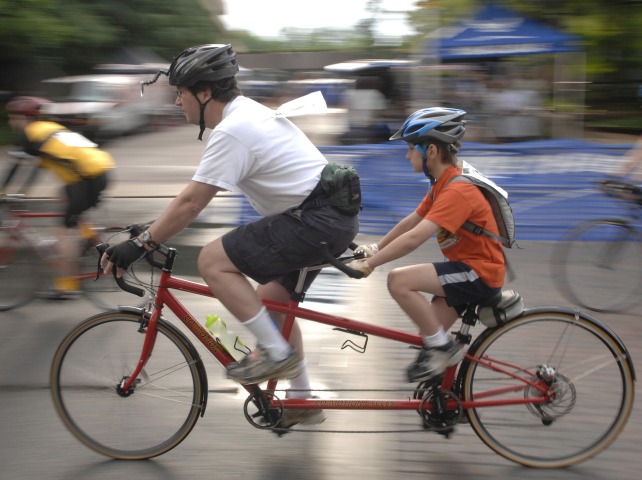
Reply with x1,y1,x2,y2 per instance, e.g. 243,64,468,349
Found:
116,310,161,397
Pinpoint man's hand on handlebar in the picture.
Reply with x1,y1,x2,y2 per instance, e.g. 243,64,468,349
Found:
347,259,374,278
101,239,146,277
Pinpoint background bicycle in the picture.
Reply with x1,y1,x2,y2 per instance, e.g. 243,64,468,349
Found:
0,193,153,311
551,179,642,313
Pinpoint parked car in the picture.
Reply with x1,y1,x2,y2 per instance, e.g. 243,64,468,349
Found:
39,73,174,143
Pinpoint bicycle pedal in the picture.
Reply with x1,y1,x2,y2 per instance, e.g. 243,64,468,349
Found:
271,427,292,437
437,427,454,438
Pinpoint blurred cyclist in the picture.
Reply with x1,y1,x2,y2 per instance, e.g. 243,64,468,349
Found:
3,96,114,298
613,134,642,182
100,44,360,428
348,107,505,383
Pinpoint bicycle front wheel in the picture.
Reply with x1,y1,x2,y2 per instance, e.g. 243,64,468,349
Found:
0,228,42,311
461,310,635,468
552,219,642,312
50,312,204,459
80,228,154,310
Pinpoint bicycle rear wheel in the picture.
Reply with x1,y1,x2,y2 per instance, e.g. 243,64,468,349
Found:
0,228,43,311
50,312,204,459
461,310,635,468
551,219,642,312
80,228,154,310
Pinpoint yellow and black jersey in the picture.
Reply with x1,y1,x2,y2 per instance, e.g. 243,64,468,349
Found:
23,121,115,185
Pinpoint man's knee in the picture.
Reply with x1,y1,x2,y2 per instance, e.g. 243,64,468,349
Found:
198,241,221,275
197,240,236,278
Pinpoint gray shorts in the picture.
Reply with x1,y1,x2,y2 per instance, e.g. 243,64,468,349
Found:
433,261,502,315
222,205,359,295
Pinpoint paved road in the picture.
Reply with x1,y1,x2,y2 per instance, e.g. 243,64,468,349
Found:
1,127,640,479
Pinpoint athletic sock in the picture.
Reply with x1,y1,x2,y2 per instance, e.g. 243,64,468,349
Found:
422,328,449,348
243,306,291,361
287,360,312,398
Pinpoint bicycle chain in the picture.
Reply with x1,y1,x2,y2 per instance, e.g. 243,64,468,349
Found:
247,387,462,435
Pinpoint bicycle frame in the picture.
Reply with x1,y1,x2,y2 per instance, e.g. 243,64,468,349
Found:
118,256,553,415
4,209,104,281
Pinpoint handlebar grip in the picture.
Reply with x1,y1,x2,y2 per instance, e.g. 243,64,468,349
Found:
95,242,146,297
114,271,146,297
321,242,364,279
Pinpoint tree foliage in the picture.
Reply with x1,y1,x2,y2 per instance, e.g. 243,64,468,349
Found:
0,0,222,89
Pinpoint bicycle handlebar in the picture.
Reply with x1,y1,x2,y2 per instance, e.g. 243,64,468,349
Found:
321,241,366,279
95,225,167,298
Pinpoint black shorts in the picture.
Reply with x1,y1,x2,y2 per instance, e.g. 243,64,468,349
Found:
433,261,502,315
63,173,108,228
222,205,359,295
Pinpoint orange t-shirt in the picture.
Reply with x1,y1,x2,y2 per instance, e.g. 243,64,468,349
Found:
416,165,505,288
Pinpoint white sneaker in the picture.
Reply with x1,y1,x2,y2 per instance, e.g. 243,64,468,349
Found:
407,341,464,383
226,346,303,384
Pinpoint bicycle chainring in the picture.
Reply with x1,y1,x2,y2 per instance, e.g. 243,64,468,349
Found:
243,391,283,429
418,388,463,436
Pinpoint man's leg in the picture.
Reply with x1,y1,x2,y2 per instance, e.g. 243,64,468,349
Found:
197,238,302,383
256,277,326,427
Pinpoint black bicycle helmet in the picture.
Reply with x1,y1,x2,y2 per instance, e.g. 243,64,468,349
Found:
167,44,239,87
390,107,466,146
141,44,239,140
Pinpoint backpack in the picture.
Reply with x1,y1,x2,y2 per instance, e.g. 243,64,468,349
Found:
447,161,516,249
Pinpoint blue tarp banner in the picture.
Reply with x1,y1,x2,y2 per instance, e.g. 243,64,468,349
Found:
434,4,581,60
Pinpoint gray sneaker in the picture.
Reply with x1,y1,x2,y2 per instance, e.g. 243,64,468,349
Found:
226,346,303,384
275,394,326,430
407,340,464,383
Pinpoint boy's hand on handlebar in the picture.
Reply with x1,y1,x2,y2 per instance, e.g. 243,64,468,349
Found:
354,243,379,257
347,259,374,278
101,239,145,277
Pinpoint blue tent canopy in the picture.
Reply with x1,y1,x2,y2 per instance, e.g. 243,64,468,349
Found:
435,4,581,60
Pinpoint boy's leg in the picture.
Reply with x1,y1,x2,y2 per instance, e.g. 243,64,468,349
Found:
387,263,462,383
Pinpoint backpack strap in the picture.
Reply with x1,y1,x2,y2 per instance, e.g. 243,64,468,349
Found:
460,220,510,247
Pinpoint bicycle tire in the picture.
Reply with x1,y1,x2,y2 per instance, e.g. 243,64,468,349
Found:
551,219,642,313
0,228,43,311
460,309,635,468
80,228,154,310
50,312,204,459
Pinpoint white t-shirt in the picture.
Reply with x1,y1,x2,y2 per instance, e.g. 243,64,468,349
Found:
193,96,327,216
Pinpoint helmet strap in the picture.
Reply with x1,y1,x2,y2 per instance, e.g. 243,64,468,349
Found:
196,97,213,141
415,144,435,184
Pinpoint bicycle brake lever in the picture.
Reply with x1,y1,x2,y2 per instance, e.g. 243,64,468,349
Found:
95,243,109,280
